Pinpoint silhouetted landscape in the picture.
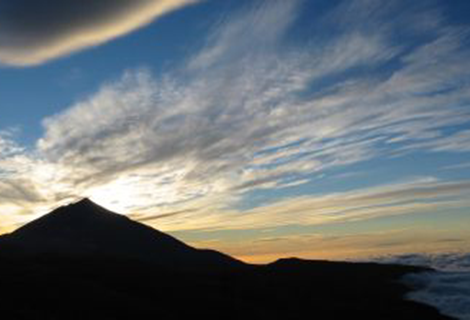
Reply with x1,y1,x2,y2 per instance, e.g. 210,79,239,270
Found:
0,199,453,319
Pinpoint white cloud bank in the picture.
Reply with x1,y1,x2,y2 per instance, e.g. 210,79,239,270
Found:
377,253,470,320
0,0,196,66
407,271,470,320
1,0,470,232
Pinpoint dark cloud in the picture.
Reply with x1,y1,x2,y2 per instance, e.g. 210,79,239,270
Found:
0,0,195,66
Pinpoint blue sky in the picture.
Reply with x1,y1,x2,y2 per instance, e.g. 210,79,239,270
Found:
0,0,470,262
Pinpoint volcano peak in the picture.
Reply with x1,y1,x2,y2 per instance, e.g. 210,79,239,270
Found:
1,198,242,269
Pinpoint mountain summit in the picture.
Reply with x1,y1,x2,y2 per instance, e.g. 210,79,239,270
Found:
1,198,242,269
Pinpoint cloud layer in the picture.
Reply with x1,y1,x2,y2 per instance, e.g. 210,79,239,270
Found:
0,0,195,66
1,0,470,234
377,252,470,272
379,253,470,320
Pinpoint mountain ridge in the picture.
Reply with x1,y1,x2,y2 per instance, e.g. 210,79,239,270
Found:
0,198,244,270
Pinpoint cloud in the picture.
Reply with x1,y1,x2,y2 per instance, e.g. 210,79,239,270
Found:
188,0,299,70
444,162,470,171
154,178,470,231
405,270,470,320
1,0,470,231
376,252,470,272
405,130,470,153
0,0,196,66
0,132,23,160
376,252,470,320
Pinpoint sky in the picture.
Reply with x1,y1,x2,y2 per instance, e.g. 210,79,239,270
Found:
0,0,470,263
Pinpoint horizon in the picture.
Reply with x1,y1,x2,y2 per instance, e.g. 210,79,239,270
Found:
0,0,470,265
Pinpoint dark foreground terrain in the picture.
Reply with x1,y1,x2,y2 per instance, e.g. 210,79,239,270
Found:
0,199,452,319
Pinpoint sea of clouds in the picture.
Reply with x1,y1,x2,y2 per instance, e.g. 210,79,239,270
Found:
376,252,470,320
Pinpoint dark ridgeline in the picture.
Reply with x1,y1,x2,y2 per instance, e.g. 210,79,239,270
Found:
0,199,452,319
0,198,240,270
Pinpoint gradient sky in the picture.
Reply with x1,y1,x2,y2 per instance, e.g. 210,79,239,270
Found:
1,0,470,263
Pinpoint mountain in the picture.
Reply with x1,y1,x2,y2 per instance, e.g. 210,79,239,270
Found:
0,199,453,319
0,198,242,270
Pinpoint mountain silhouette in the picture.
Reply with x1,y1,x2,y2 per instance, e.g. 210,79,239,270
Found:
0,198,242,270
0,199,453,319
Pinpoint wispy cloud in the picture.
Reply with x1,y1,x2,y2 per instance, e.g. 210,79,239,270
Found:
443,161,470,171
1,0,470,231
0,0,197,66
153,178,470,231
